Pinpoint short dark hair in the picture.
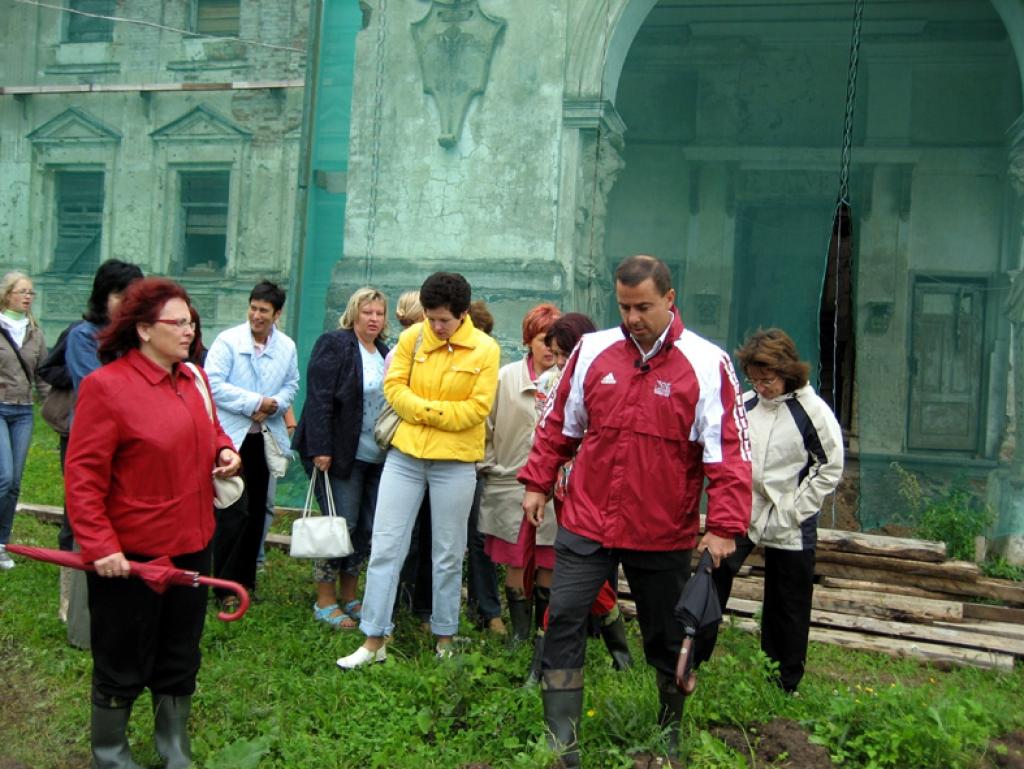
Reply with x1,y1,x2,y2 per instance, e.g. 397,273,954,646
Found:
249,281,286,312
545,312,597,355
735,327,810,393
420,272,471,317
614,254,672,295
84,259,144,325
97,278,191,364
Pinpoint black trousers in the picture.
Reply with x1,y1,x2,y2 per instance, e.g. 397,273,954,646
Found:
543,541,691,678
213,432,269,592
694,536,815,692
397,496,432,621
87,547,211,705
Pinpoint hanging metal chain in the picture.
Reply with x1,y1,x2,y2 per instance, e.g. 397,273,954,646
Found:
837,0,865,205
364,0,388,283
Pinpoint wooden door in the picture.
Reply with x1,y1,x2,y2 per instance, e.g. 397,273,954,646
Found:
907,280,985,452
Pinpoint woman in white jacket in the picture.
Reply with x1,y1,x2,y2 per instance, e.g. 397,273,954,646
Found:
696,328,843,693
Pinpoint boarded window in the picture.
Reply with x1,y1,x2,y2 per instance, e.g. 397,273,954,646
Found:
53,171,104,274
180,171,229,274
195,0,240,36
65,0,115,43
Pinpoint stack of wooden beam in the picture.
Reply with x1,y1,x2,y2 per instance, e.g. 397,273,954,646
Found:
618,529,1024,671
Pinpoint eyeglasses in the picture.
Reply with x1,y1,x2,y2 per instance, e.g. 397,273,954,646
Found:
746,376,779,388
154,319,196,331
10,290,36,297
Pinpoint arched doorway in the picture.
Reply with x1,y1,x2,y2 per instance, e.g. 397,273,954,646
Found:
592,0,1022,527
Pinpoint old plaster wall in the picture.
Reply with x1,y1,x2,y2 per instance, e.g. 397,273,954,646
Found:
333,0,569,356
0,0,308,343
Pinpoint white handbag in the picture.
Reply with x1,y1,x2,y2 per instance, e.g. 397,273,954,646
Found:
261,423,290,479
290,467,353,559
185,362,245,510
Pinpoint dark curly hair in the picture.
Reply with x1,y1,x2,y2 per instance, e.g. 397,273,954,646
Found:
420,272,471,317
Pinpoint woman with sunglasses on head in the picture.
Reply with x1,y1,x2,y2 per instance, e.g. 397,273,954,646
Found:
65,278,241,769
0,272,50,571
694,328,843,694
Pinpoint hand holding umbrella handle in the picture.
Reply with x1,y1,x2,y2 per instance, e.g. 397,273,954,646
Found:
195,576,251,621
674,636,698,695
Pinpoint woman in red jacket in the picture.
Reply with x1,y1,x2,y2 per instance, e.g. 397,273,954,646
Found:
65,278,240,769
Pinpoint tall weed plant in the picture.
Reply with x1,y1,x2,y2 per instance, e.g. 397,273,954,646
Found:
890,463,993,560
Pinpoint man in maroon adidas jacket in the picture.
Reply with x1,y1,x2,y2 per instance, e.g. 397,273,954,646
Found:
519,254,752,766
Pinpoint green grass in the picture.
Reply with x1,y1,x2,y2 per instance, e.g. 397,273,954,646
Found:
2,414,1023,767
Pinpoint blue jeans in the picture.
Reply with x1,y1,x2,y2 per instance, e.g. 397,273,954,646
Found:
305,459,382,580
0,403,33,545
360,449,476,637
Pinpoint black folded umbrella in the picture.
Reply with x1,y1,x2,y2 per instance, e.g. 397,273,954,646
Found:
673,549,722,693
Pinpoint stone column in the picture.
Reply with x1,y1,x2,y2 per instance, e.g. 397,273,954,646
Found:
563,98,626,322
987,133,1024,565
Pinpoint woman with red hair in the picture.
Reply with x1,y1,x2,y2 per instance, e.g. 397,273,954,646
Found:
65,278,241,769
479,303,561,652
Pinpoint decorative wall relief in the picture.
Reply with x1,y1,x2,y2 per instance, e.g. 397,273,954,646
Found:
411,0,505,148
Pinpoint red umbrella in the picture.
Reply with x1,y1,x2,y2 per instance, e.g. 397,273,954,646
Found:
6,544,250,622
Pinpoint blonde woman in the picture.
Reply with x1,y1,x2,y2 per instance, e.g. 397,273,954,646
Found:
0,271,48,570
293,287,390,629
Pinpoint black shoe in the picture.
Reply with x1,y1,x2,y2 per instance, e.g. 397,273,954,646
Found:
91,701,143,769
525,633,544,686
153,694,192,769
599,612,633,671
542,670,584,768
506,586,533,643
655,670,686,759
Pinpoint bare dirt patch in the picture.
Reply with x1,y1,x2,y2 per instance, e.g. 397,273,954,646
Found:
711,718,833,768
981,731,1024,769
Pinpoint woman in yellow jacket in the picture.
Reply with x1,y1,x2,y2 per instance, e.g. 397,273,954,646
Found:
338,272,500,667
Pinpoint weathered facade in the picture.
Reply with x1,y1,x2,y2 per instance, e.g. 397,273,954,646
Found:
0,0,310,343
329,0,1024,554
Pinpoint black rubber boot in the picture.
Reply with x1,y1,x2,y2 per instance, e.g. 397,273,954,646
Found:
656,670,686,760
541,669,584,769
153,693,193,769
506,586,533,643
525,632,544,686
91,700,142,769
598,609,633,671
533,585,550,631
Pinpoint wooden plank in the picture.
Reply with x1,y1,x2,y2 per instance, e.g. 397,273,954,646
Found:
819,576,954,601
815,562,1024,605
16,502,64,526
934,620,1024,641
816,549,981,580
728,578,964,621
726,600,1024,655
816,529,947,562
727,617,1014,671
963,602,1024,624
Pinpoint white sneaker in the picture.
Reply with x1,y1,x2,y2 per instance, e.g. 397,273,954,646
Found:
336,644,386,670
0,545,14,571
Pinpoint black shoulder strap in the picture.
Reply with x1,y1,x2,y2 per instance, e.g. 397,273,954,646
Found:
0,325,34,386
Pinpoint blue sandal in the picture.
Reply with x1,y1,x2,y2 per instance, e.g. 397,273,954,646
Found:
313,602,356,630
341,599,363,622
